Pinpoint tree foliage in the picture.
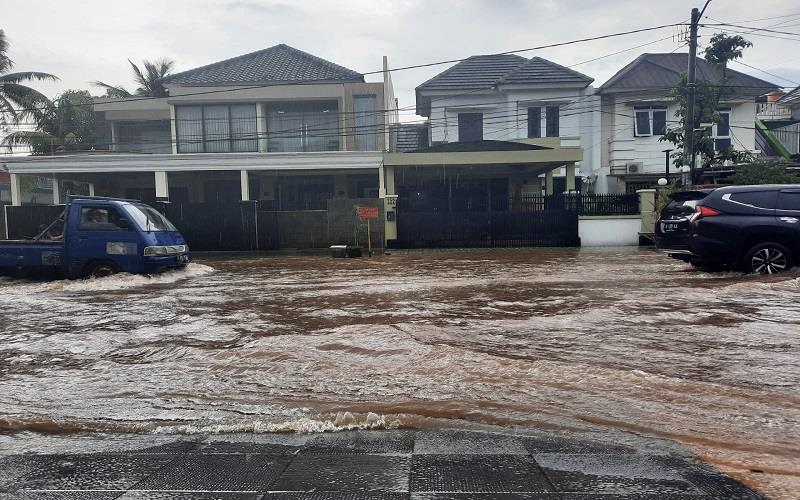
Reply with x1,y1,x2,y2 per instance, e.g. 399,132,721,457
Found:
93,59,175,98
659,34,754,174
728,160,800,185
2,89,96,154
0,29,58,128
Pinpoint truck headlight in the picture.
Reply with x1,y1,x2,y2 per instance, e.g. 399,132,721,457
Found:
144,245,188,256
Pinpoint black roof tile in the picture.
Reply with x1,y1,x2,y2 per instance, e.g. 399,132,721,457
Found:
599,53,777,98
162,44,363,85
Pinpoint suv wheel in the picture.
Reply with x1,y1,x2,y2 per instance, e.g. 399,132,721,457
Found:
85,261,119,279
743,242,793,275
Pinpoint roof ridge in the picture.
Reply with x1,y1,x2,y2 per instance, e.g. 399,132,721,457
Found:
163,44,287,83
600,52,778,92
416,53,527,91
499,56,594,84
162,43,362,85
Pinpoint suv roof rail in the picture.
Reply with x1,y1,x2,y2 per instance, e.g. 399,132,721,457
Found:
66,195,142,203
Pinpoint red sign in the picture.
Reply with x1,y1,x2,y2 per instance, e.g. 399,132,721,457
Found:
356,206,379,219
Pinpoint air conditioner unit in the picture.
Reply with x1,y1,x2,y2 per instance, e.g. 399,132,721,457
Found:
626,162,643,174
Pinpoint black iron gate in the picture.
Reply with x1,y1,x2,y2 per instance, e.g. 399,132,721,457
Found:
395,195,580,248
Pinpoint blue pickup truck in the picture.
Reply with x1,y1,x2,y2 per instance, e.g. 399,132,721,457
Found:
0,196,190,279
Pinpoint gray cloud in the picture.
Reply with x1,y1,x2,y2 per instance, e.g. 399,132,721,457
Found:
2,0,797,123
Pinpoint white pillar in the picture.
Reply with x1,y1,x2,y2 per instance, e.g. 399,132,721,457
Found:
110,122,118,152
155,171,169,201
88,183,95,197
169,105,178,154
378,164,386,198
545,169,554,196
565,163,576,192
10,173,21,206
52,176,60,204
256,103,267,153
240,169,250,201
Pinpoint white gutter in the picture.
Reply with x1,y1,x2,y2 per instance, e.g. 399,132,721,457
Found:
0,151,384,174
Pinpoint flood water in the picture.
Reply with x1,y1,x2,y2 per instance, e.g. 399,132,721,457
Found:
0,248,798,498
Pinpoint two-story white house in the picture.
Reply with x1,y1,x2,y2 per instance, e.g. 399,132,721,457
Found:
597,53,778,193
2,44,398,249
409,54,598,197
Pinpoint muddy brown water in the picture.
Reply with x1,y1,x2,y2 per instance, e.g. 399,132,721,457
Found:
0,248,798,498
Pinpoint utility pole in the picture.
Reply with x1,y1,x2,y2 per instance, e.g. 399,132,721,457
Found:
683,7,700,185
683,1,712,186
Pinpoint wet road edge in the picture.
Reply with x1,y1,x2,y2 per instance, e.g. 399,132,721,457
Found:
0,428,766,499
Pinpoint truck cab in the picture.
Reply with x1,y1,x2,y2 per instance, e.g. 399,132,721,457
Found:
0,197,191,279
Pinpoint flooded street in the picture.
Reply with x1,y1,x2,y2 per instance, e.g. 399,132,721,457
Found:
0,248,798,498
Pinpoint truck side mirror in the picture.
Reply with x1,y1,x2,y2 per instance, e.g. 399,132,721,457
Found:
118,218,131,230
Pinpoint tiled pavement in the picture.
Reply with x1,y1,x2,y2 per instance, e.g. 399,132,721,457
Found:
0,429,766,499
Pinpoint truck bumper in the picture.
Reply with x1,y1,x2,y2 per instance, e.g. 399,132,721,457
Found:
142,253,192,273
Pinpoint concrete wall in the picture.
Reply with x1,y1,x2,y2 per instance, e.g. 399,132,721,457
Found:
578,215,642,246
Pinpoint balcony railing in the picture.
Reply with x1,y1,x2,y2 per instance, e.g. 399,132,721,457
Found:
757,102,793,121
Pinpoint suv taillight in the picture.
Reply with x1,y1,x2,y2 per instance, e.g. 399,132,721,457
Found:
689,205,720,223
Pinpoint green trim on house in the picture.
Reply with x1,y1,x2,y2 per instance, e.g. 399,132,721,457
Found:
755,118,792,160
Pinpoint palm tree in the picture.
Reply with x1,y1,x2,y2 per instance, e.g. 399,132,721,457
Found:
93,58,175,98
0,29,58,126
2,89,95,154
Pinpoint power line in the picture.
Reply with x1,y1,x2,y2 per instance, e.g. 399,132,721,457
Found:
2,22,686,117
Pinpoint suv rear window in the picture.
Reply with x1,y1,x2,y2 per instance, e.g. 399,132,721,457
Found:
728,191,777,209
665,190,709,215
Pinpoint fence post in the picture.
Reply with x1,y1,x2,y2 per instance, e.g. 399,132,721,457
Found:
636,189,657,235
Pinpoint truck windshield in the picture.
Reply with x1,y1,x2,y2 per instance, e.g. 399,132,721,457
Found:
126,204,178,232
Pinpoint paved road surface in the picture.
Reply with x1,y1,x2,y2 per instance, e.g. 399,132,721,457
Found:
0,429,765,499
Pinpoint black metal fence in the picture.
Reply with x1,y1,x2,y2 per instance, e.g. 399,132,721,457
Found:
576,194,639,216
398,194,639,217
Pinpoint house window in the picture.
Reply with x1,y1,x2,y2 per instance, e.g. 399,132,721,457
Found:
458,113,483,141
267,101,340,152
353,95,377,151
527,107,541,138
175,104,258,153
714,109,732,152
545,106,559,137
634,106,667,137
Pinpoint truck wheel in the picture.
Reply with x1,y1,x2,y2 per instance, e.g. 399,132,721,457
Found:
85,261,119,279
743,242,793,275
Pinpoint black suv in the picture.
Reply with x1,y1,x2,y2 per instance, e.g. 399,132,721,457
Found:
655,185,800,274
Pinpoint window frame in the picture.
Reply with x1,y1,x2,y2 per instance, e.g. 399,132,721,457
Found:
352,94,378,151
713,108,732,152
633,106,668,137
527,107,542,138
545,105,559,138
78,206,130,232
457,112,484,142
176,104,259,154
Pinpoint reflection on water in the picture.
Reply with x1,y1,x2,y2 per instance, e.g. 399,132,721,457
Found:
0,249,798,498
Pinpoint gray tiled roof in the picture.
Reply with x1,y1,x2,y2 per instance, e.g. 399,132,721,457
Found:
415,54,593,116
500,57,593,85
392,123,429,152
599,53,777,98
162,44,363,85
416,54,592,92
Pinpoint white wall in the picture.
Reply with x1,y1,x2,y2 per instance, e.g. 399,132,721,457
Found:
425,85,595,148
579,216,641,246
603,94,758,176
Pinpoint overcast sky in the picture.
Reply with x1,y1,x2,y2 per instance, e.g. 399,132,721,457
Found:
3,0,800,123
